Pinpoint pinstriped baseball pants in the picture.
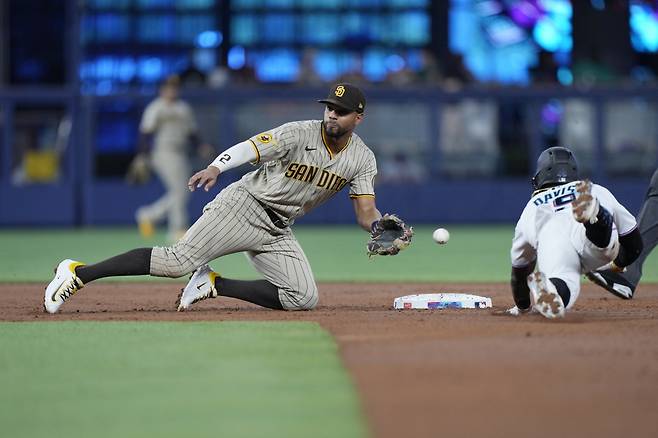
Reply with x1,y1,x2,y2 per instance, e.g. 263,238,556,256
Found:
150,182,318,310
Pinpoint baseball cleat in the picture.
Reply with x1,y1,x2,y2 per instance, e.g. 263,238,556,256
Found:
586,271,635,300
505,305,534,316
44,259,85,314
528,271,565,319
572,180,599,224
176,265,219,311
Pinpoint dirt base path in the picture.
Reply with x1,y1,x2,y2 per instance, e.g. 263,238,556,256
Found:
3,282,658,438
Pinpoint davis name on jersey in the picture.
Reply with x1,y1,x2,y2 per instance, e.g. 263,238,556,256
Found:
532,181,577,211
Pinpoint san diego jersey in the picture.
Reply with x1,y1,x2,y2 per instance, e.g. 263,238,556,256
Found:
241,120,377,224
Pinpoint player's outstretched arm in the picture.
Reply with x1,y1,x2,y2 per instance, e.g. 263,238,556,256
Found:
355,198,414,257
188,140,258,192
352,196,381,232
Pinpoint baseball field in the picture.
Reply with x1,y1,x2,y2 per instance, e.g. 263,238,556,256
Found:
1,226,657,438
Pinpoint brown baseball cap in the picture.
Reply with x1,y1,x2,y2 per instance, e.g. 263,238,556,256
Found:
318,83,366,114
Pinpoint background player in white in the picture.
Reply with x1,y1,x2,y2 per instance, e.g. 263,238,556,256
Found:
131,74,213,242
508,147,643,319
586,168,657,298
45,83,400,314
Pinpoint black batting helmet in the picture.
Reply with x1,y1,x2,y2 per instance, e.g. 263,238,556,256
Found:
532,146,579,190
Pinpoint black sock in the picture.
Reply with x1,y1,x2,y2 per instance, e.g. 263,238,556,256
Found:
584,205,613,248
549,277,571,307
217,278,284,310
76,248,152,284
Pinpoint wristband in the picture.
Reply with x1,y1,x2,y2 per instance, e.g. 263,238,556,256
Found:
370,220,379,233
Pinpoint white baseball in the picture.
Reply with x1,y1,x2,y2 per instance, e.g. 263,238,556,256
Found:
432,228,450,244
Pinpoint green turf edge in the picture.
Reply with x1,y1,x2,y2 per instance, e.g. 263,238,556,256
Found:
1,226,656,283
0,321,368,438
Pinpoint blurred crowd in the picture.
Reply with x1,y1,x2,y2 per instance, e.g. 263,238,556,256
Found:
173,48,468,91
172,47,658,92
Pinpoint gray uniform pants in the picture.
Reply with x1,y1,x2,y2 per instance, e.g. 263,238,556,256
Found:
138,150,190,236
149,182,318,310
626,169,658,285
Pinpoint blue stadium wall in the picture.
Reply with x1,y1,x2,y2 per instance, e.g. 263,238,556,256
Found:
0,178,650,227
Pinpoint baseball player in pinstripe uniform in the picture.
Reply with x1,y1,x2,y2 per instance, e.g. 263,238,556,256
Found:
131,75,213,242
45,83,389,313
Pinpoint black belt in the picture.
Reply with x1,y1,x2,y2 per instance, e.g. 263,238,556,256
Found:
260,203,287,229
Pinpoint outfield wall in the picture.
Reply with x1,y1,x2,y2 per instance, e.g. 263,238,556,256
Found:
1,176,650,226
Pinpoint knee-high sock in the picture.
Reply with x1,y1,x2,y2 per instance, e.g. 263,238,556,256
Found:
549,277,571,307
216,278,284,310
76,248,152,284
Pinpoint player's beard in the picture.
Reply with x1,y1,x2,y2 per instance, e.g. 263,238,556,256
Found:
322,121,348,139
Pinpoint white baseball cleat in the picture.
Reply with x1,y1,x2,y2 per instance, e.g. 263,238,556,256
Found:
505,305,534,316
572,180,599,224
176,265,219,311
586,271,635,300
44,259,86,314
528,271,565,319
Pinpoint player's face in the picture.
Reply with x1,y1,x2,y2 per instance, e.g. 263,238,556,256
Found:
160,84,179,101
323,104,363,138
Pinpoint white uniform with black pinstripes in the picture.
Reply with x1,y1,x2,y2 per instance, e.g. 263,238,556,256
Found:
150,120,377,310
138,97,198,235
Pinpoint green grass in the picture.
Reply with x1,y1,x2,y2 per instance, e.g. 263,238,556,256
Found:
0,226,656,283
0,321,367,438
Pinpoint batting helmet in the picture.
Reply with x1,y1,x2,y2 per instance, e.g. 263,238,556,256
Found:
532,146,579,190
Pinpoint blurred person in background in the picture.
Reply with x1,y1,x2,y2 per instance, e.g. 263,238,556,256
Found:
378,150,426,184
338,56,368,87
297,48,324,86
129,75,214,242
440,52,475,91
179,59,207,88
415,49,442,85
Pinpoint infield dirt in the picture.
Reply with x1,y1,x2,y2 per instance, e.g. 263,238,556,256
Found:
3,282,658,438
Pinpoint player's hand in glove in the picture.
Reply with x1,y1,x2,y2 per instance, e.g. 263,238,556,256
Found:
188,165,220,192
366,214,414,256
125,153,151,185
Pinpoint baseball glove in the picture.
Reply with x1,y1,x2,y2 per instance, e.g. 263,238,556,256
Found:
125,153,151,185
366,214,414,256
